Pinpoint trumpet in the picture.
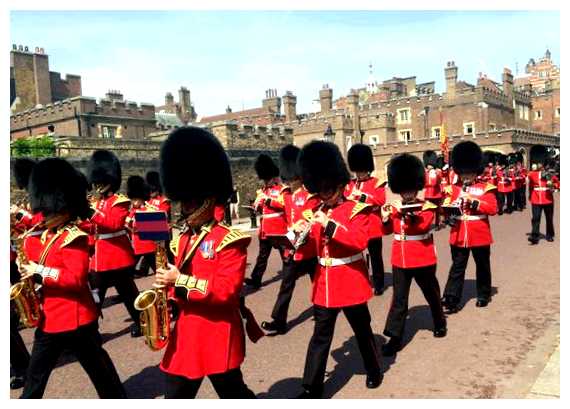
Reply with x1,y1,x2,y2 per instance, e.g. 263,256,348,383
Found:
287,203,324,261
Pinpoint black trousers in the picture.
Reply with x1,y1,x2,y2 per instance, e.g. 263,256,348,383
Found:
271,258,317,324
531,204,555,239
443,245,492,304
514,187,526,210
302,303,381,392
165,368,255,398
497,192,514,214
21,322,126,398
384,264,446,339
250,238,285,282
134,253,156,277
367,238,385,291
11,306,30,378
88,267,140,323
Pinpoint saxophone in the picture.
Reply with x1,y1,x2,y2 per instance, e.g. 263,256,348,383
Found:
10,228,42,328
134,242,171,351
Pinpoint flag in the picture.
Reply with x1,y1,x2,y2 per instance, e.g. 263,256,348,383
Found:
439,111,449,164
134,211,170,241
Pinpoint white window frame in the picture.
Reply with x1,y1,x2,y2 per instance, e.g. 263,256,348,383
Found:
524,105,529,120
463,122,475,135
489,123,496,131
519,105,524,119
431,126,441,139
369,135,380,145
396,108,411,124
399,129,412,143
100,124,119,139
555,107,560,118
534,110,543,120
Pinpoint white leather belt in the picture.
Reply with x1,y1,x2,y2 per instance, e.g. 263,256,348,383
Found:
261,212,284,219
27,229,46,237
318,253,363,267
452,215,488,221
533,187,550,191
96,230,128,240
394,232,433,241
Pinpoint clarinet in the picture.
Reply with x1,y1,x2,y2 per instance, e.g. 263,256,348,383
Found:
286,203,324,261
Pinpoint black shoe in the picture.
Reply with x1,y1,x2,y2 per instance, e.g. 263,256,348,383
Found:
296,387,322,399
261,320,287,334
546,236,554,242
130,323,142,338
366,372,383,389
381,337,402,356
433,326,447,338
244,277,261,289
528,236,539,245
475,299,489,308
10,375,25,390
441,296,459,314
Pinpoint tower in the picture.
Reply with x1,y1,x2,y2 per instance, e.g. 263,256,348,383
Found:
319,85,333,113
444,61,458,100
282,91,297,122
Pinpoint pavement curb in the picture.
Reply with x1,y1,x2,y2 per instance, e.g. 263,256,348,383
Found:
526,341,560,399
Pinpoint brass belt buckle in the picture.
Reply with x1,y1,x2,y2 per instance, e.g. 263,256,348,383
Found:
325,258,332,267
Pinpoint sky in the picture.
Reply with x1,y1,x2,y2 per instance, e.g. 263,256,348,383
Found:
10,10,560,118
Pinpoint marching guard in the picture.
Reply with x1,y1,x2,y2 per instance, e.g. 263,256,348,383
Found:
345,143,387,295
496,155,513,215
423,150,444,227
441,141,498,313
154,127,257,398
146,171,171,220
296,141,382,398
19,158,126,398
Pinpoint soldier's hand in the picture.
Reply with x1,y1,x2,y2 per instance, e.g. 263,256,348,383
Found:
20,262,37,278
155,263,180,286
312,211,329,227
293,220,309,233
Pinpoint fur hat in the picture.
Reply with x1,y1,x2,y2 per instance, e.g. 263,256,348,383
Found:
13,158,36,191
299,141,350,194
254,154,279,181
435,155,446,169
387,154,425,194
160,126,233,204
530,145,548,166
145,171,162,193
497,154,508,167
347,143,374,173
422,150,438,167
29,158,90,219
87,150,122,192
451,141,483,175
127,176,150,201
279,144,301,182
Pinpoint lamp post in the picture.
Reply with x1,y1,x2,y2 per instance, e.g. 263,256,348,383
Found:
360,130,365,144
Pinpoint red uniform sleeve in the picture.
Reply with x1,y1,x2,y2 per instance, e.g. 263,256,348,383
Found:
405,209,434,232
475,190,498,215
41,238,89,291
325,211,370,253
91,202,130,231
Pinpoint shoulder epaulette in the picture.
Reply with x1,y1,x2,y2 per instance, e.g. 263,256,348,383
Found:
112,194,131,206
484,183,497,193
302,209,314,221
306,193,318,200
375,178,387,188
216,229,251,252
169,235,181,257
391,199,403,212
61,226,88,248
422,201,438,211
350,201,371,219
280,185,291,194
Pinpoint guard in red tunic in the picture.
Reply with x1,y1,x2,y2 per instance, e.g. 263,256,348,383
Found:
154,127,257,398
296,141,382,398
146,171,172,221
380,154,447,356
441,142,498,313
244,154,289,289
19,158,126,399
527,145,560,245
514,154,527,211
87,150,142,337
422,150,444,228
496,155,513,215
345,143,387,295
261,145,320,335
126,175,157,277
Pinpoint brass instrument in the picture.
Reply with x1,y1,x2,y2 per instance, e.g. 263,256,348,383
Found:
10,225,42,328
134,242,171,351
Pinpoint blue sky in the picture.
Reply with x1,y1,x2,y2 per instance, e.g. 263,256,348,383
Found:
10,11,560,118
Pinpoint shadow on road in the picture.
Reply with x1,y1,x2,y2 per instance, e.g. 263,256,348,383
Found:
123,365,164,399
241,269,284,297
461,280,499,309
256,377,304,398
101,326,131,344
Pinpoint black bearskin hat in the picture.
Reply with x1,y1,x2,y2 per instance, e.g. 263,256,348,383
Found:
29,158,90,219
254,154,279,181
530,145,548,166
497,154,508,167
160,126,233,204
422,150,438,167
387,154,425,194
279,144,301,182
451,141,483,175
347,143,375,173
435,155,445,169
145,171,162,193
13,158,36,191
299,141,350,194
507,153,518,166
87,150,122,192
127,176,150,201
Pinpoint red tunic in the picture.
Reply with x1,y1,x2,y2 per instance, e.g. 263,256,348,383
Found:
310,200,373,308
384,200,437,269
160,222,251,379
344,176,386,239
496,168,513,193
443,182,498,248
18,211,46,264
254,179,289,239
33,225,98,333
89,194,135,272
286,187,321,261
147,195,171,220
527,170,560,205
424,168,443,200
126,207,157,255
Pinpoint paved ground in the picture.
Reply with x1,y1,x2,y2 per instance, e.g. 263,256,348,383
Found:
10,201,560,399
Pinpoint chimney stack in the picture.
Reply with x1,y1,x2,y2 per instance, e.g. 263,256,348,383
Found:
282,91,297,122
319,84,333,113
444,61,458,100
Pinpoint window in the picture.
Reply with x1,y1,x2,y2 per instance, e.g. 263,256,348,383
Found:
369,135,380,145
524,105,529,121
463,122,475,135
489,123,496,131
431,126,441,139
397,108,411,124
101,125,118,139
399,129,412,143
519,106,524,119
534,110,543,120
555,107,560,118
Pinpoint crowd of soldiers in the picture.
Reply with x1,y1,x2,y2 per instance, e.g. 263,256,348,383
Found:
9,125,560,398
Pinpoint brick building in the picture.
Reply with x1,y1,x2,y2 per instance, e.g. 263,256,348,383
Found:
10,44,82,113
